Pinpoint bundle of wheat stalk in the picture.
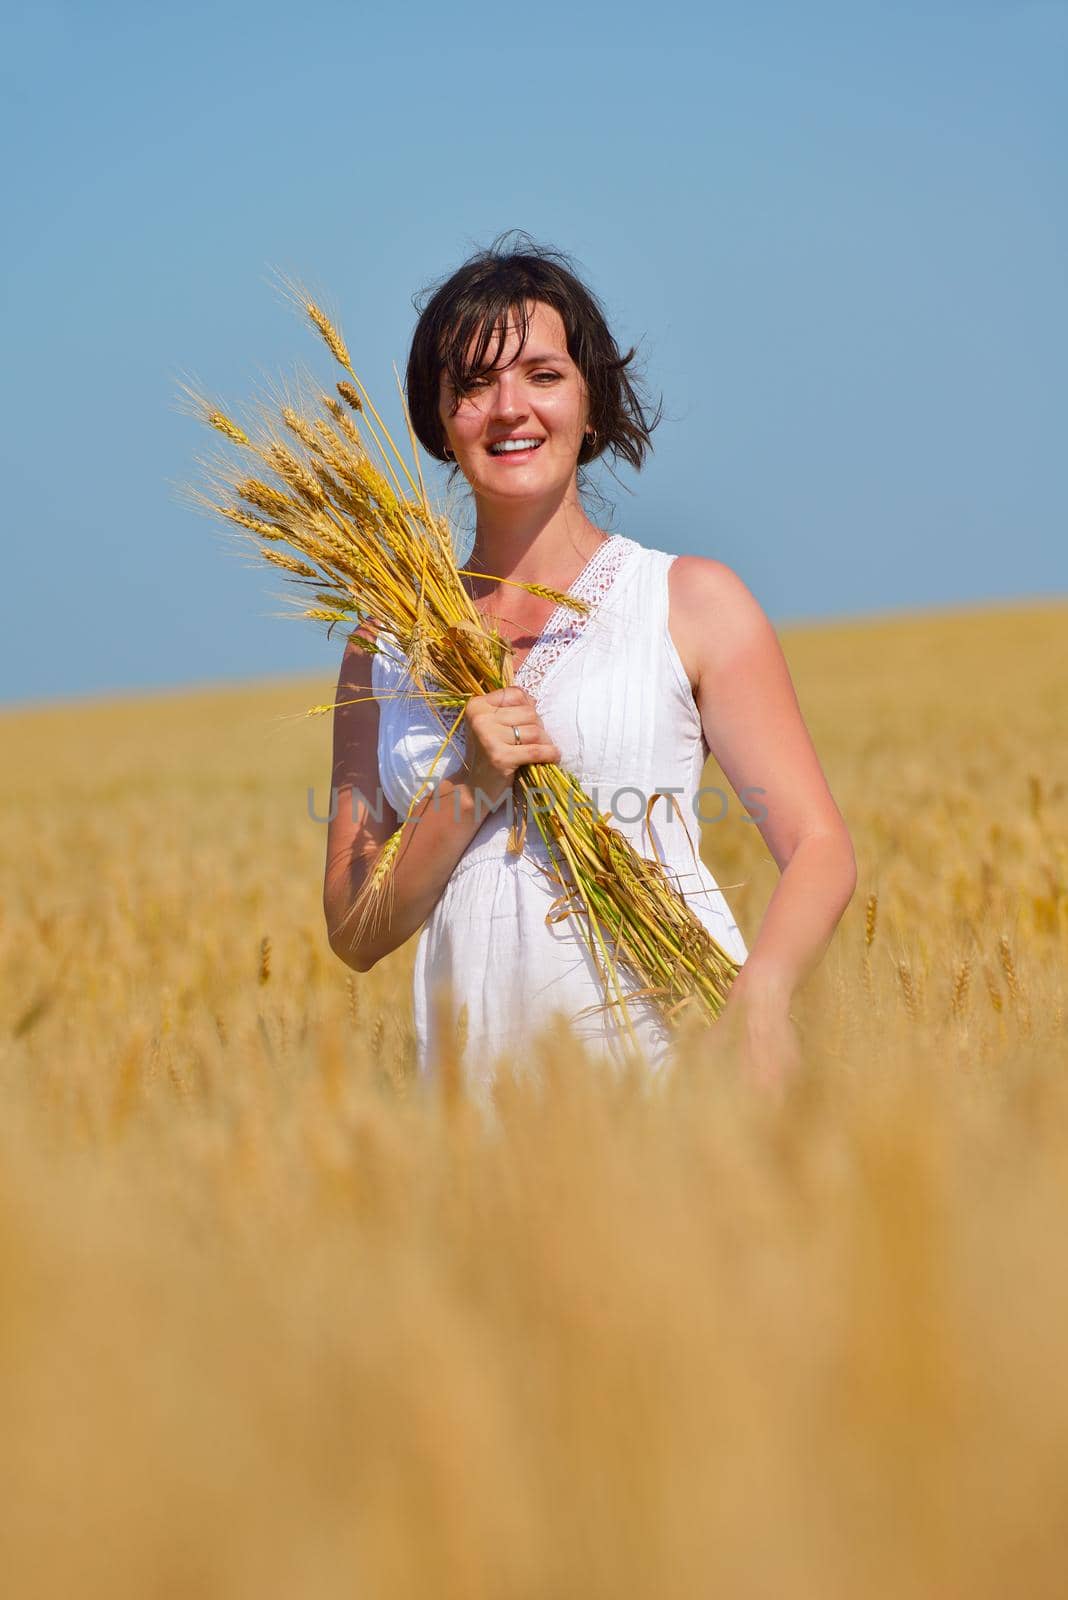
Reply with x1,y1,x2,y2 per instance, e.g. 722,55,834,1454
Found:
178,275,742,1047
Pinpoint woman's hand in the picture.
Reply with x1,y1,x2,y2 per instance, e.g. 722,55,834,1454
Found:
716,969,803,1094
460,685,562,807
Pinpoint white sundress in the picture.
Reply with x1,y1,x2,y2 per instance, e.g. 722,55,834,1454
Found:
370,533,749,1092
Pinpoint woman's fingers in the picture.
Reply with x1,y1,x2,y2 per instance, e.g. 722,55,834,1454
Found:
462,686,561,775
464,698,535,738
504,734,561,764
482,685,534,710
492,706,559,762
460,681,562,787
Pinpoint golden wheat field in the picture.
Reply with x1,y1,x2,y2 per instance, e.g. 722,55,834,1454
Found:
1,598,1065,1598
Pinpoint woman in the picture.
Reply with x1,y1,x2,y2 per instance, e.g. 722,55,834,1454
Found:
323,233,856,1094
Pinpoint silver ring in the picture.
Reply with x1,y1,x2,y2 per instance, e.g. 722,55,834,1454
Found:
512,725,522,745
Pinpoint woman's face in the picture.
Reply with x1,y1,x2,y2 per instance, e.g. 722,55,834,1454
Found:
437,300,590,502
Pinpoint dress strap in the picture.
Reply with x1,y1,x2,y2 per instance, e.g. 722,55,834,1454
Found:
516,534,641,699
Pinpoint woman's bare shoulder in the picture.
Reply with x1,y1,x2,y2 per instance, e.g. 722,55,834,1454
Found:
345,613,384,653
328,617,395,824
337,615,387,682
667,555,772,689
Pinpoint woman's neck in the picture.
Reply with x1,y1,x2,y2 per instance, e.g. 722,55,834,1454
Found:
466,497,607,587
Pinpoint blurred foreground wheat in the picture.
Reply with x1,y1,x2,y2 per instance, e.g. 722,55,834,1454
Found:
0,601,1066,1599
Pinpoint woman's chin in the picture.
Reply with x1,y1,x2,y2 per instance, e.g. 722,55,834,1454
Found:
476,473,558,501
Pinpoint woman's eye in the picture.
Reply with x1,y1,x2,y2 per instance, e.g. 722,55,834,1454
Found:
462,370,559,393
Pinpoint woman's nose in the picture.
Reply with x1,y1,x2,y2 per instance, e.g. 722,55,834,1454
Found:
491,372,526,419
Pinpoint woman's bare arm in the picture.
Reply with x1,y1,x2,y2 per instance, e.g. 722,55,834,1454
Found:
322,627,561,972
322,627,483,972
668,556,857,1005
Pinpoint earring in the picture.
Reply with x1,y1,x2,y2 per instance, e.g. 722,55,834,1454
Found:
443,445,454,459
584,427,597,444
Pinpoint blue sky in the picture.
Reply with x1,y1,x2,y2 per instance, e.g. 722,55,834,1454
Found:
1,0,1064,706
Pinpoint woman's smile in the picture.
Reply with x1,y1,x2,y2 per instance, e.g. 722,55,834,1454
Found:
486,436,546,460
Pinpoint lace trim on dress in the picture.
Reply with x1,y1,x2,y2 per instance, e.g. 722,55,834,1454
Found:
515,534,638,698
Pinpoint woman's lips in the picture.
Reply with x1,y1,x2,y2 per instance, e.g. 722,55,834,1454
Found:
487,439,545,461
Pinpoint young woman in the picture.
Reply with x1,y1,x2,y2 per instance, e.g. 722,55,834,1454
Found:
323,233,856,1093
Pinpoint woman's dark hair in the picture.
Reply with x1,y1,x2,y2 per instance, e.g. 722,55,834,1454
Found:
405,229,662,474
